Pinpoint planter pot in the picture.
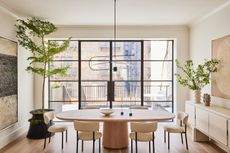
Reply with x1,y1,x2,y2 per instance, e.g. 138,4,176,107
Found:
27,109,54,139
194,90,201,103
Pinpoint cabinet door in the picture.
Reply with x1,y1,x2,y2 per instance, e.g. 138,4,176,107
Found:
196,107,209,134
208,112,227,145
185,103,195,128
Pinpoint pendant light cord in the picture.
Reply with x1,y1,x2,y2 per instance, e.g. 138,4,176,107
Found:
114,0,117,57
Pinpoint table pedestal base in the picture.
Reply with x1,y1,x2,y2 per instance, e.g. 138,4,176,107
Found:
103,121,128,149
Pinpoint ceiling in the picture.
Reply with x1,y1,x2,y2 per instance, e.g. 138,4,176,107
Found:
0,0,228,26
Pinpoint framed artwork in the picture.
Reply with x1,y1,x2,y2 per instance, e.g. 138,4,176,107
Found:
212,35,230,99
0,36,18,130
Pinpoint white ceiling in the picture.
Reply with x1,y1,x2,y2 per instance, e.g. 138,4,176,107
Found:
0,0,228,25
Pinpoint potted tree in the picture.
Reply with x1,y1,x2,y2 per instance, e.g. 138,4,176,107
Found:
176,59,220,103
15,17,71,139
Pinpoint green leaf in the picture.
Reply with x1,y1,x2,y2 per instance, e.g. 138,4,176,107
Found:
47,66,69,77
175,59,220,90
47,38,71,56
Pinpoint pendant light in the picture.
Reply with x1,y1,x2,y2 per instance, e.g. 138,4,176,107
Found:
113,0,118,72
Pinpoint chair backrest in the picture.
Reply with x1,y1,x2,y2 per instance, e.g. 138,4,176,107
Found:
43,111,55,124
177,112,189,126
129,106,148,110
130,122,158,133
74,121,99,132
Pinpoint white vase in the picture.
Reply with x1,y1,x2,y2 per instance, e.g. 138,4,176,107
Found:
194,89,201,103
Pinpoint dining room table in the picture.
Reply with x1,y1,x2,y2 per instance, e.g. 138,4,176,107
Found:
56,106,175,149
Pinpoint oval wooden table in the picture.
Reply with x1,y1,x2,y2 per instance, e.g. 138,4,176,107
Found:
56,107,175,149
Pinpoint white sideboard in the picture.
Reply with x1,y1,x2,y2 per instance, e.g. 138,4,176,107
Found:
185,100,230,152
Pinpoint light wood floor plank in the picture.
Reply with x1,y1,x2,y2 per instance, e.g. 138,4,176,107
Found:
0,123,226,153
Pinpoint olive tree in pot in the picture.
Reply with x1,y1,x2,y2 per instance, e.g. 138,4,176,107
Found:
15,17,71,139
176,59,220,103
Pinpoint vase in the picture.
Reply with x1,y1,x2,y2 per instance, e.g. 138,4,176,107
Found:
194,90,201,103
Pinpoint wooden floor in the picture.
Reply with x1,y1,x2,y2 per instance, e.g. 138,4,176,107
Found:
0,123,226,153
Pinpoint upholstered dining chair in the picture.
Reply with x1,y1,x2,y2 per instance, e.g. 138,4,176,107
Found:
43,111,68,149
163,112,189,150
129,122,158,153
74,121,102,153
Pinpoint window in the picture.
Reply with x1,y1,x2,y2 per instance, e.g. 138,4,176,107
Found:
48,40,174,113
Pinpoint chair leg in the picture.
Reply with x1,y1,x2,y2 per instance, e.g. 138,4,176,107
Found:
149,141,151,153
168,132,170,150
99,138,101,153
93,140,95,153
135,132,138,153
185,132,188,150
49,132,51,143
82,140,84,152
164,130,166,143
62,132,64,149
131,140,133,153
152,133,155,153
76,131,79,153
66,130,68,142
93,131,95,153
181,133,183,144
43,137,47,149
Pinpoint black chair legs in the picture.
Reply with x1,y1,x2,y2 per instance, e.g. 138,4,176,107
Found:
66,130,68,142
82,140,84,152
131,140,133,153
181,133,183,144
149,141,151,153
168,132,170,150
165,131,188,150
152,133,155,153
43,137,47,149
164,130,166,143
99,138,101,153
62,132,64,149
185,133,188,150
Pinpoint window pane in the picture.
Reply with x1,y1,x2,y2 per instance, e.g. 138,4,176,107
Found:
144,61,172,80
113,61,141,80
144,41,172,60
50,61,78,80
52,41,78,60
114,81,141,101
143,82,172,101
112,42,141,60
81,82,108,101
81,42,110,60
81,61,109,80
50,82,78,101
113,101,142,108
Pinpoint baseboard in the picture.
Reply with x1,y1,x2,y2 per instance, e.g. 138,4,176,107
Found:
210,139,229,153
0,124,28,149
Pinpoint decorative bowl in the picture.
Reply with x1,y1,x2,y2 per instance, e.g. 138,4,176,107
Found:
100,109,114,116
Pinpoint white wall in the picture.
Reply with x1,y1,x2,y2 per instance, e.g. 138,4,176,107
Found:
45,25,190,112
0,7,34,149
190,4,230,107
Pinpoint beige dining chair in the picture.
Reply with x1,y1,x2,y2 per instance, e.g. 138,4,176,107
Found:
43,111,68,150
163,112,189,150
74,121,102,153
129,122,158,153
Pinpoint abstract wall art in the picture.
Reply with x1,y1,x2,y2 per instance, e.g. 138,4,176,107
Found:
212,35,230,100
0,37,18,130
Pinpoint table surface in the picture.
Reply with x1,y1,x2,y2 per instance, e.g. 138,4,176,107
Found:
56,107,175,122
